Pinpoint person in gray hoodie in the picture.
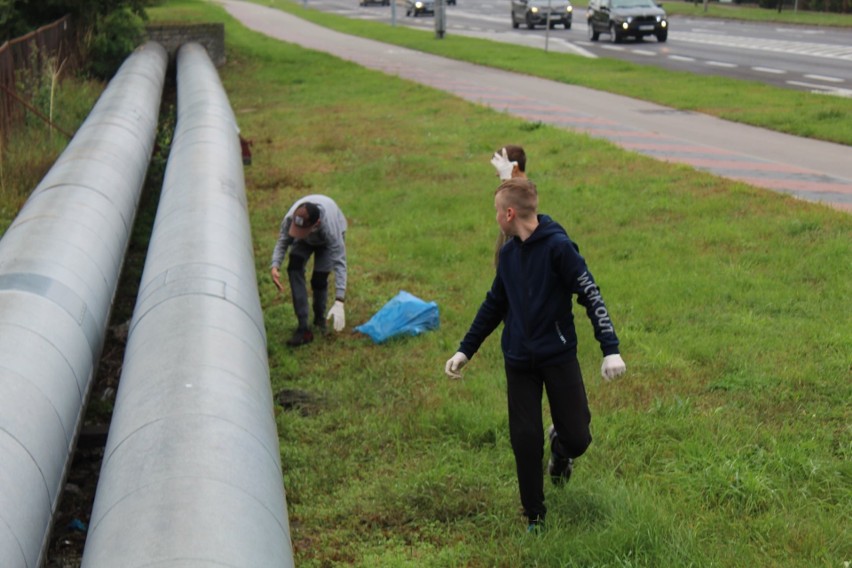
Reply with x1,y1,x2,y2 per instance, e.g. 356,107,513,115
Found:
444,177,626,531
271,194,347,346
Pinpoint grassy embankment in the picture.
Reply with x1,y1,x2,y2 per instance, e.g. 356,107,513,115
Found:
0,74,102,234
261,0,852,146
150,1,849,566
1,0,848,565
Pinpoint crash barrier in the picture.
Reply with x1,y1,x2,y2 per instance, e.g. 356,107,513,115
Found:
0,42,168,568
80,42,295,567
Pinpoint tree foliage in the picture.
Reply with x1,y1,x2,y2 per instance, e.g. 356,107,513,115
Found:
87,7,146,79
1,0,150,43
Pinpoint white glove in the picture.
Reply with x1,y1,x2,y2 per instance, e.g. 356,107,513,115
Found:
326,300,345,332
601,354,626,381
444,352,469,379
490,148,517,181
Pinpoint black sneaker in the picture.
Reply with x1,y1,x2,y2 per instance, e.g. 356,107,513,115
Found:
547,425,573,486
286,329,314,347
526,516,545,533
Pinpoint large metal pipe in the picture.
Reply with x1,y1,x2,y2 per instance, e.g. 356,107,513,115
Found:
0,42,168,568
81,43,294,567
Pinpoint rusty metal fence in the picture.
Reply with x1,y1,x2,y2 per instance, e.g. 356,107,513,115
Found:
0,15,79,142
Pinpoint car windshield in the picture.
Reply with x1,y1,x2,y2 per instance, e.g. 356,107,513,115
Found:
612,0,657,7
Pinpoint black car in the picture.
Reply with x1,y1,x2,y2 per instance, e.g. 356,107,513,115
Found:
404,0,455,16
405,0,434,16
587,0,667,43
511,0,573,29
360,0,390,5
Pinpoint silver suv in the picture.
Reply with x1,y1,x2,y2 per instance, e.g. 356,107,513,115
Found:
511,0,573,29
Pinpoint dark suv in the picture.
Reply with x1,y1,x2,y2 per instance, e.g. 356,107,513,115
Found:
404,0,455,16
587,0,667,43
511,0,573,30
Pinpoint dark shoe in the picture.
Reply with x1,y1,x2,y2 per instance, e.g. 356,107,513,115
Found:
547,425,573,486
286,329,314,347
526,516,545,533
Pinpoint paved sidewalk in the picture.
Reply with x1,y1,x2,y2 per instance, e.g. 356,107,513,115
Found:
219,0,852,213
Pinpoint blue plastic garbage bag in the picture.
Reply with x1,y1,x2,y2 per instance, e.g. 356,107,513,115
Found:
355,290,440,344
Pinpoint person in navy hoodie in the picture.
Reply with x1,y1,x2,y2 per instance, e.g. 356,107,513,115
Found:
444,177,626,531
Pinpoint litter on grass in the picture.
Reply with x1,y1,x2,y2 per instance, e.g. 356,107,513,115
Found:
355,290,439,344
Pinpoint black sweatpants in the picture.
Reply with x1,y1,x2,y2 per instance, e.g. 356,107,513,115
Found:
286,241,330,330
505,358,592,522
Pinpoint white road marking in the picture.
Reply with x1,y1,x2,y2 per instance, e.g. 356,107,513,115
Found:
786,81,852,98
804,74,844,83
753,66,785,74
632,49,656,56
775,27,826,35
669,31,852,61
669,55,695,62
706,61,737,68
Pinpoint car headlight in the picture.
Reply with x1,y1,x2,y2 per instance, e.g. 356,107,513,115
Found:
626,16,633,23
621,21,629,29
566,5,573,12
415,1,423,7
661,19,667,27
530,6,539,13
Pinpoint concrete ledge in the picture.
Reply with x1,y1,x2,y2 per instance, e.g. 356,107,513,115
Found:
145,23,225,67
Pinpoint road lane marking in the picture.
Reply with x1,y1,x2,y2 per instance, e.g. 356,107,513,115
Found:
786,81,852,98
669,31,852,61
669,55,695,62
632,49,656,56
753,66,786,74
804,74,844,83
706,61,737,68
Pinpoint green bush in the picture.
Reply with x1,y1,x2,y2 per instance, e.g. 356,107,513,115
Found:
87,8,146,80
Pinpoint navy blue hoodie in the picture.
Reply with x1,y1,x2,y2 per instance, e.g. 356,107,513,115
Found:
458,214,620,369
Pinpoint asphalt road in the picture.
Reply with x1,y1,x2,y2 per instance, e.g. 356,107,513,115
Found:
218,0,852,212
305,0,852,97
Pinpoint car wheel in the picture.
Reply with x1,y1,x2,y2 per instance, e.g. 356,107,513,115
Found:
565,21,571,29
656,30,668,42
526,15,536,29
610,22,621,43
512,13,520,28
588,21,599,40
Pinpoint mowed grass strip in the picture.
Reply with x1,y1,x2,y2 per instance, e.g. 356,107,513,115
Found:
258,0,852,147
655,1,852,27
157,1,849,566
